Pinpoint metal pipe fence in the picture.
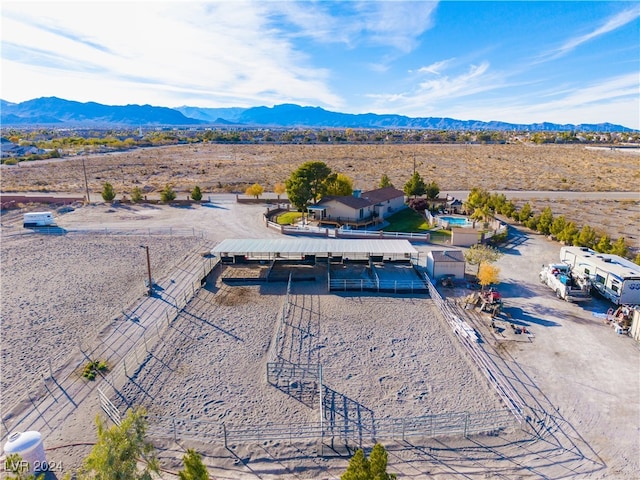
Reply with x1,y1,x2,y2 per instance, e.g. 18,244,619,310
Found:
425,277,525,424
1,243,219,440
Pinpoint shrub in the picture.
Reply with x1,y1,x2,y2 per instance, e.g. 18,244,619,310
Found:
160,184,177,202
131,186,143,203
83,359,108,380
101,182,116,202
191,185,203,202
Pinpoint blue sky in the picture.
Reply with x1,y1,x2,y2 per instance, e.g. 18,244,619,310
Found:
2,1,639,128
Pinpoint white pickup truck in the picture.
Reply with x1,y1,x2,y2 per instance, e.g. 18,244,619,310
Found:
539,263,591,302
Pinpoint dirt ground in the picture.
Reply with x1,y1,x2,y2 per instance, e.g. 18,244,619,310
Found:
1,200,638,479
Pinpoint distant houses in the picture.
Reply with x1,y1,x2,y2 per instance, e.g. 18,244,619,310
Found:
307,186,405,228
1,137,46,159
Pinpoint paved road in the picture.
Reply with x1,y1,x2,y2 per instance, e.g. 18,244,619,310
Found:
3,190,638,203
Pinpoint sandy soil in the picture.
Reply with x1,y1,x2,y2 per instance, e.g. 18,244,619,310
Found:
1,201,639,479
2,143,638,194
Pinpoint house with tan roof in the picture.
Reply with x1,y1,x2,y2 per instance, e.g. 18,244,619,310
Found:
307,186,405,228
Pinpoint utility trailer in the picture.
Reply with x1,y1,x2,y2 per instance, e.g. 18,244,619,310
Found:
23,212,55,228
561,246,640,306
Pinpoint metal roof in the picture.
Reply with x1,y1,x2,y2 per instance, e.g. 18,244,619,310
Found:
428,250,466,262
211,238,418,255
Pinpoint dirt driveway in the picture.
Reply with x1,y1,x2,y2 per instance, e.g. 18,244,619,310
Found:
439,223,640,478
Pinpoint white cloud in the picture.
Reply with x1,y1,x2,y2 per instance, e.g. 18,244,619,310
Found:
542,6,640,61
268,0,438,52
441,73,640,129
366,61,502,116
416,58,455,75
1,1,343,108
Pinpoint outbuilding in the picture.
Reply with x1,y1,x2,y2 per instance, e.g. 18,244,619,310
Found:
426,249,466,281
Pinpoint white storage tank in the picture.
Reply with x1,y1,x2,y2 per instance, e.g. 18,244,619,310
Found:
3,431,47,473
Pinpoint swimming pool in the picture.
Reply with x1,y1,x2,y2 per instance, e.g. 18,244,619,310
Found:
438,216,473,226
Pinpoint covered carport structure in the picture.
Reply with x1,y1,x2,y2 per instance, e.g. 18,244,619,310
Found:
211,238,419,264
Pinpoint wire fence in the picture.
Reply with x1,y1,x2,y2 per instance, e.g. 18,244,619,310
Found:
94,272,519,449
1,242,219,441
17,226,211,238
425,277,525,424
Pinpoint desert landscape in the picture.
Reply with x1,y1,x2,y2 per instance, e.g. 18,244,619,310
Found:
1,143,639,479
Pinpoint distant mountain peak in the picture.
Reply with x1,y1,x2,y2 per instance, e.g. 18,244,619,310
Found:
0,97,634,132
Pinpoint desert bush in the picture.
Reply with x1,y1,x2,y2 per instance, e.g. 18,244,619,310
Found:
83,359,108,380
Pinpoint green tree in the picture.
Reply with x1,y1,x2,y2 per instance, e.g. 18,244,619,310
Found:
575,225,597,248
464,187,490,213
379,174,394,189
517,202,532,223
285,161,332,211
525,214,540,231
80,407,158,480
369,443,396,480
634,252,640,266
160,184,176,203
403,171,426,198
463,244,503,275
425,181,440,200
550,215,567,238
131,186,144,203
178,449,209,480
342,448,370,480
341,444,395,480
558,221,579,245
245,183,264,199
537,207,554,235
325,173,354,196
4,454,44,480
595,234,612,253
610,237,629,257
101,182,116,202
191,185,203,202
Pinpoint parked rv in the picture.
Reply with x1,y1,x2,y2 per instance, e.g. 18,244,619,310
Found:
561,246,640,306
23,212,55,228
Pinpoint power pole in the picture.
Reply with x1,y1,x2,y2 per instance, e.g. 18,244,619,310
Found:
82,157,91,203
141,245,153,296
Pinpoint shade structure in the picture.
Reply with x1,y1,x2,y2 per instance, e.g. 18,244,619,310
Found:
211,238,418,260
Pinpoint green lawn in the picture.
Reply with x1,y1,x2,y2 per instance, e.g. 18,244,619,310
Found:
384,208,451,242
276,211,303,225
384,208,430,232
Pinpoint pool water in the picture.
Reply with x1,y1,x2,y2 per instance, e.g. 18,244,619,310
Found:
439,216,472,226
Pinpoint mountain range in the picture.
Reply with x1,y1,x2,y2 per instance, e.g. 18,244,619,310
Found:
0,97,633,132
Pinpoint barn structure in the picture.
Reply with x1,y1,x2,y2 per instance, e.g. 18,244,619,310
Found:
211,238,427,293
211,238,419,264
426,249,466,281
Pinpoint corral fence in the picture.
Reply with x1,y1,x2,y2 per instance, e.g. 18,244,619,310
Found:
116,407,516,447
2,242,219,441
425,277,525,424
94,271,519,449
20,226,211,238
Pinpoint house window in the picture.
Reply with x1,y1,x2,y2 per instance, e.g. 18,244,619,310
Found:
359,208,364,219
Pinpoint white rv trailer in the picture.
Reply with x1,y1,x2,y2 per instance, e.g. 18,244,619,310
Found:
23,212,55,228
560,246,640,306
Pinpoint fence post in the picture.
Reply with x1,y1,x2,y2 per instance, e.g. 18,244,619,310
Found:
223,423,228,449
173,418,177,442
464,412,469,437
123,358,127,377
